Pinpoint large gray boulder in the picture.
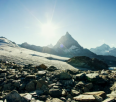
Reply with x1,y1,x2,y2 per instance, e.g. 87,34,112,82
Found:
4,90,23,102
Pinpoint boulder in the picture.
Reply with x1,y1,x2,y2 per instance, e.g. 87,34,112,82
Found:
85,83,93,90
62,89,68,96
36,80,48,90
58,72,72,80
76,73,85,80
22,93,32,101
36,64,47,70
4,90,22,102
12,80,20,88
3,83,14,91
86,73,99,82
47,66,57,71
110,82,116,91
49,88,62,97
25,81,36,92
62,79,74,86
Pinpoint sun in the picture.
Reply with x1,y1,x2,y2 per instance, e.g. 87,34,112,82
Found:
41,22,56,37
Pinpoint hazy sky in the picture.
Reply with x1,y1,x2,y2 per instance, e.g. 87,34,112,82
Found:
0,0,116,49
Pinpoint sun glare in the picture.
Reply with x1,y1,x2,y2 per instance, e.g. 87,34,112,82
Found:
41,22,56,37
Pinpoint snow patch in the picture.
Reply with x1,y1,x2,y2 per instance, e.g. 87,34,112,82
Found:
64,45,79,53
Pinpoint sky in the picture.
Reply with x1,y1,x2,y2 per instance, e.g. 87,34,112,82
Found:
0,0,116,49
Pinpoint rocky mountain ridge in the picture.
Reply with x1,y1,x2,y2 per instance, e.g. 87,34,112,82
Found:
0,36,19,47
90,44,116,56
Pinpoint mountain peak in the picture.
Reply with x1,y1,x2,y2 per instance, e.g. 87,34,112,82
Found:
54,32,82,49
65,32,71,37
101,43,110,48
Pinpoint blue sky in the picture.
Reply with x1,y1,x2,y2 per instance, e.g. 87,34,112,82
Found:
0,0,116,49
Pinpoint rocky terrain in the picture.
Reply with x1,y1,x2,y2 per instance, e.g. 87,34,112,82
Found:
0,60,116,102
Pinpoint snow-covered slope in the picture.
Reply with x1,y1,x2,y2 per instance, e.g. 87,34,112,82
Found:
0,45,88,70
0,37,19,47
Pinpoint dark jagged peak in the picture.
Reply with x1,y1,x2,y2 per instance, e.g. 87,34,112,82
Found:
54,32,83,49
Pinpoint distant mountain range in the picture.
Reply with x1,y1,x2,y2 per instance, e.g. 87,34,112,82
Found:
90,44,116,57
19,32,96,58
19,32,116,58
1,33,116,67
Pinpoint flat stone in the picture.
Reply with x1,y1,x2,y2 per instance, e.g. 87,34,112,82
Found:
25,75,36,80
83,91,106,99
46,98,63,102
23,93,32,101
73,95,96,101
76,73,85,80
86,73,99,82
71,89,80,96
37,71,46,76
102,98,115,102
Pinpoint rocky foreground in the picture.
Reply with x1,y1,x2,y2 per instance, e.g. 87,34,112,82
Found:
0,60,116,102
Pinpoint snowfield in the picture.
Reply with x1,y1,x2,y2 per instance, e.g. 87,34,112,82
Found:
0,45,87,70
